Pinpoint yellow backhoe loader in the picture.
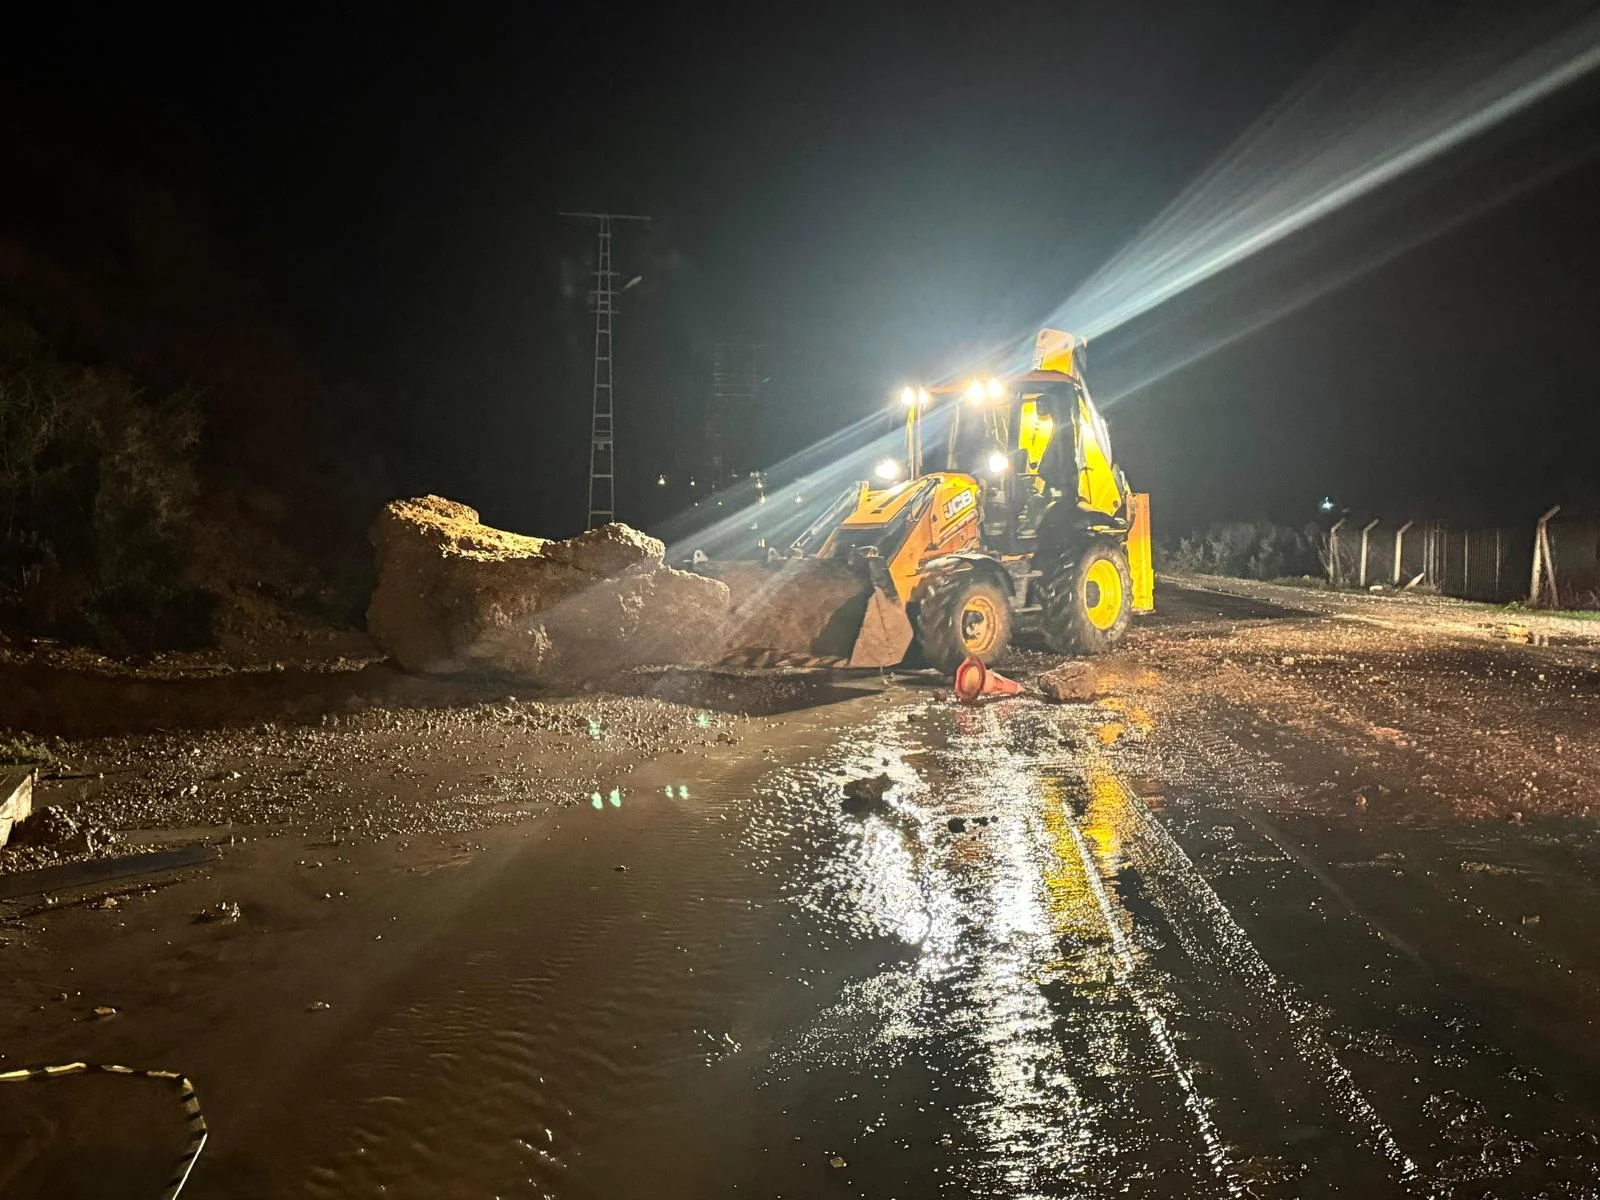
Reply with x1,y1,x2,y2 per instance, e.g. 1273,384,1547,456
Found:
704,329,1153,671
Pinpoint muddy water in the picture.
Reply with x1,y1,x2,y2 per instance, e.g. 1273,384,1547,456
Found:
181,691,1600,1197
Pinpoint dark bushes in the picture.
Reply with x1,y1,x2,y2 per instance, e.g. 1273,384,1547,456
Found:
1157,519,1323,581
0,312,206,649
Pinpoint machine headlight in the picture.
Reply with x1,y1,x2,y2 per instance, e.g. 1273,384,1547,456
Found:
986,376,1004,400
899,386,917,408
874,459,902,482
986,451,1009,475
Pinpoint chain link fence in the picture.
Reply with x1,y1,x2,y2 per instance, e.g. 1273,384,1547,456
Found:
1327,512,1600,607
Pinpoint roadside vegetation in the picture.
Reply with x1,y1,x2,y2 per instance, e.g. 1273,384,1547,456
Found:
0,103,394,659
0,731,58,767
1156,520,1324,581
0,311,207,651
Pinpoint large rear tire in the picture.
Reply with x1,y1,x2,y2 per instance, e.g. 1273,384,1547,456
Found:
915,575,1013,674
1042,542,1132,655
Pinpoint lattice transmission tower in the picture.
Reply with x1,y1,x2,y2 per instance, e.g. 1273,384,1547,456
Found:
707,343,764,492
559,211,650,527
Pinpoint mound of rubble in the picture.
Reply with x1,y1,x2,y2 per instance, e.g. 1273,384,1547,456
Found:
367,496,729,685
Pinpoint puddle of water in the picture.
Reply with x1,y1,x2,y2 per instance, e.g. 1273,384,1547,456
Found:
201,686,1600,1199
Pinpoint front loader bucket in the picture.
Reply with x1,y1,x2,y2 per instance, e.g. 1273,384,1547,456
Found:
695,559,911,668
847,586,915,668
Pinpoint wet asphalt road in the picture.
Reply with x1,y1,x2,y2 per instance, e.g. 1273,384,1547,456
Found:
9,584,1600,1198
234,686,1600,1196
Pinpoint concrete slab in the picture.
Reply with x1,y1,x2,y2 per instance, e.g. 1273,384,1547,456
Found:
0,768,34,849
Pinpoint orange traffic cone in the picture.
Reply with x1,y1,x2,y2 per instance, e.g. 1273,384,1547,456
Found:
952,655,1025,703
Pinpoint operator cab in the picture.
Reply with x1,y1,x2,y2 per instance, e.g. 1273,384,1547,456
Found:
944,368,1117,554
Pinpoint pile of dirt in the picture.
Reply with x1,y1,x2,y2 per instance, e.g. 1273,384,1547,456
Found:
184,489,371,662
367,497,730,684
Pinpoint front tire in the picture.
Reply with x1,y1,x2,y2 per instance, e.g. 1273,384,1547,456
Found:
1042,542,1132,655
915,575,1013,674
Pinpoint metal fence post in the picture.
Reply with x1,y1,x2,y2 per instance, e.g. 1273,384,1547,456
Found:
1359,519,1378,589
1328,519,1345,587
1530,505,1561,607
1393,519,1414,585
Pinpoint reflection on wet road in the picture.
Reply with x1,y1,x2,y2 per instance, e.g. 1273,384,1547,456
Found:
749,701,1412,1198
279,691,1600,1198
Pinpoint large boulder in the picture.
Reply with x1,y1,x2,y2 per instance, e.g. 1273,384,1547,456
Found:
1038,660,1110,703
367,496,729,683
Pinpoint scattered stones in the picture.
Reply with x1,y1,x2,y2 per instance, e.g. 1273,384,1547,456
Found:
947,817,967,833
66,826,116,855
0,691,729,868
1460,861,1521,876
10,805,118,856
307,1000,332,1012
195,900,242,924
12,805,79,846
92,1005,117,1018
829,1156,848,1169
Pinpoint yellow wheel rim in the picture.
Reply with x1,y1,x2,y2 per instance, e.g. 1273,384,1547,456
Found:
1083,559,1124,631
960,594,1002,656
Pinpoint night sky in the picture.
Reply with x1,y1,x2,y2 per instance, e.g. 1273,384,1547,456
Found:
13,1,1600,541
